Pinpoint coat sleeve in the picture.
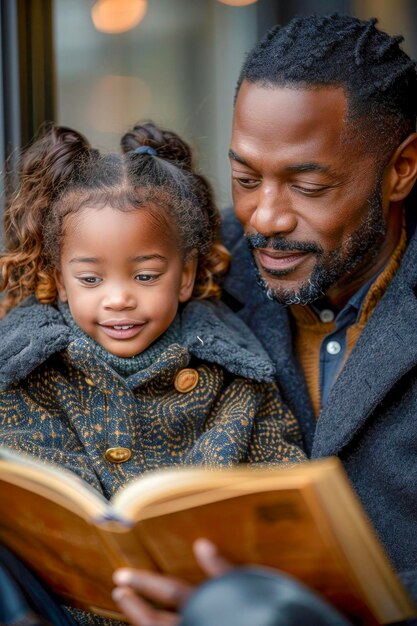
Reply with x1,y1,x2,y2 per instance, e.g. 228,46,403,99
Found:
183,375,307,466
0,387,104,493
245,381,307,465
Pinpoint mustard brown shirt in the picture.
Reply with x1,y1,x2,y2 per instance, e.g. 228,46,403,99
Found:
290,229,406,416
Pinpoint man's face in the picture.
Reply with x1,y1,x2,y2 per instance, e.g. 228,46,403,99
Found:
230,82,394,305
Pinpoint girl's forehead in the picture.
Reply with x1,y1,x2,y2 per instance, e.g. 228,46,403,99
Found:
65,203,171,232
62,204,180,255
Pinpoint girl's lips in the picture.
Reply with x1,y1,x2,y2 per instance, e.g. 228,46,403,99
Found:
99,323,145,340
256,249,310,272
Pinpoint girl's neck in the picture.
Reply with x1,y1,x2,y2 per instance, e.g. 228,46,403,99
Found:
58,302,181,377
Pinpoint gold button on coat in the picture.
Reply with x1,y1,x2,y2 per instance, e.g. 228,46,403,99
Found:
174,368,199,393
104,447,131,463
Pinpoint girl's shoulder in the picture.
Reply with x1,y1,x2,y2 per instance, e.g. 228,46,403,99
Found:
180,299,276,383
0,297,70,391
0,296,63,328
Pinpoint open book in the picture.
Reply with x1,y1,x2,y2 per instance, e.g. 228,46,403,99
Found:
0,448,414,625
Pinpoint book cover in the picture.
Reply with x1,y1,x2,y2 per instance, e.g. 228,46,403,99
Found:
0,448,414,624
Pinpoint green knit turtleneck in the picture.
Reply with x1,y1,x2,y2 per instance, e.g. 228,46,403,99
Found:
58,302,181,377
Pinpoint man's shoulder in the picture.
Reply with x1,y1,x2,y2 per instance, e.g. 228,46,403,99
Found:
220,207,244,250
219,207,252,299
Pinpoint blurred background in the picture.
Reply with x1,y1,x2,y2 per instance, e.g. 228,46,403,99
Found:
1,0,417,217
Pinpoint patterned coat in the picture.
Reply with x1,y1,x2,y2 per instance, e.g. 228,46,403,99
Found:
0,297,305,500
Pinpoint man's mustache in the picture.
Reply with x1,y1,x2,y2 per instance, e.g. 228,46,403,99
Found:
245,233,323,255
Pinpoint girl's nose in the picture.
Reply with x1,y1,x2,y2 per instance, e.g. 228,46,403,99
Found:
102,287,136,310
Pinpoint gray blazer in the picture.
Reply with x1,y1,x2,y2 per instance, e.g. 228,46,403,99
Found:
221,207,417,608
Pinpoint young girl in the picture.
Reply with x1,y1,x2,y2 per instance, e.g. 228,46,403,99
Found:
0,123,305,623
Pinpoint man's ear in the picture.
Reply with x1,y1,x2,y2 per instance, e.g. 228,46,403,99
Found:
386,133,417,202
179,254,198,303
54,270,68,302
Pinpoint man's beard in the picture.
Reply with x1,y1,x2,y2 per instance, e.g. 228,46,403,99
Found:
245,181,386,306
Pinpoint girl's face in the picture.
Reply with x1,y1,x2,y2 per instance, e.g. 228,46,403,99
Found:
56,205,196,358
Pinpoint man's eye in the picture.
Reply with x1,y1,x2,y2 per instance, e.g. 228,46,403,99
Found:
235,177,260,189
78,276,102,285
292,185,329,196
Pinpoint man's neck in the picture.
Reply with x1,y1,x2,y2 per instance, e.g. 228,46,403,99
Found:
324,214,404,310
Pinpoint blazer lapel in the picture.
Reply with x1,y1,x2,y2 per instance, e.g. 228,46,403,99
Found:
312,280,417,457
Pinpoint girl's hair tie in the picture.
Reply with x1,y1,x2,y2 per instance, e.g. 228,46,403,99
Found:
133,145,157,156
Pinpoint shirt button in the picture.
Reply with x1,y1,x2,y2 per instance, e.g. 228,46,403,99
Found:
104,447,131,463
326,340,341,355
174,368,199,393
319,309,335,323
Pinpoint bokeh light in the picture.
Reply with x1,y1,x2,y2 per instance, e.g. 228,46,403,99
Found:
91,0,147,34
217,0,257,6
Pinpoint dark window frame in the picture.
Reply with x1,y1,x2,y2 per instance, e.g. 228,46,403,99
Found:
0,0,55,212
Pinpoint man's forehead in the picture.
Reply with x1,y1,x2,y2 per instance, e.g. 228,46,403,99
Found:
231,81,354,161
233,81,348,129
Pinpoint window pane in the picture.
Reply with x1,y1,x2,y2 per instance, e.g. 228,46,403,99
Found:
53,0,258,208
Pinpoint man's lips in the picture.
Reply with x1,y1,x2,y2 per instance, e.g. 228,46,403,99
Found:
256,249,311,272
99,320,146,340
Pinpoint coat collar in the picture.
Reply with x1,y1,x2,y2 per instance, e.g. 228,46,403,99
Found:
0,296,276,391
181,299,275,382
0,297,70,391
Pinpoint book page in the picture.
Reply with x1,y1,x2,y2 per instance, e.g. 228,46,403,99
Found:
0,456,155,616
112,465,264,514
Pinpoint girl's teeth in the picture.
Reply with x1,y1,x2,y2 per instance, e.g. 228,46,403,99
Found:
113,325,133,330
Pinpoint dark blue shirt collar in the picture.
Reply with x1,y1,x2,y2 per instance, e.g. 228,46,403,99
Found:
311,270,383,327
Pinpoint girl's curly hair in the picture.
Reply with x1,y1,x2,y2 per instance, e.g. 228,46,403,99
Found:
0,123,230,315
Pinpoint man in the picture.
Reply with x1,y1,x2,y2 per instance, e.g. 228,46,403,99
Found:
114,14,417,625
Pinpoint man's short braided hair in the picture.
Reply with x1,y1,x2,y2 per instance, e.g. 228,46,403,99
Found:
237,14,417,159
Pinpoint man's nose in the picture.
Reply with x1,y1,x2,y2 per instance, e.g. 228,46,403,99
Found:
249,185,297,237
102,285,136,310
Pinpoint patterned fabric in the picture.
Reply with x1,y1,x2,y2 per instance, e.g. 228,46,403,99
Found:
0,297,305,625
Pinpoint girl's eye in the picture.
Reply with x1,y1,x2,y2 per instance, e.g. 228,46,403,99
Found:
135,274,159,282
78,276,102,285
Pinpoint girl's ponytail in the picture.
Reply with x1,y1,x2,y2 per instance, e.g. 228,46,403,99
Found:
121,122,193,170
189,171,230,300
1,126,93,315
121,122,230,299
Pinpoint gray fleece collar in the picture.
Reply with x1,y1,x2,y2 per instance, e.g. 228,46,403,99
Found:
0,297,275,390
0,297,70,391
180,299,275,382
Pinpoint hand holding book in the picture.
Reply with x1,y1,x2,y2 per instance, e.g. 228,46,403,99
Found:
112,539,229,625
112,540,356,626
